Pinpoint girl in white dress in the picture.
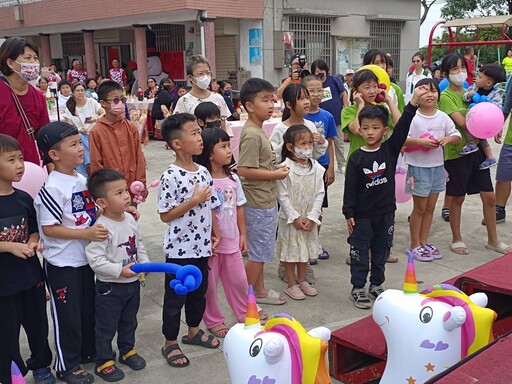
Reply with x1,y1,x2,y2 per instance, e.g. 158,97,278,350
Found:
275,125,325,300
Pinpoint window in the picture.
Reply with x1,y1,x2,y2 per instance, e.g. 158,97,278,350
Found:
369,20,402,80
288,16,331,65
151,24,186,52
61,32,85,57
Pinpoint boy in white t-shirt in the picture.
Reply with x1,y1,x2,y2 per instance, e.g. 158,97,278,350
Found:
34,122,109,384
173,55,231,131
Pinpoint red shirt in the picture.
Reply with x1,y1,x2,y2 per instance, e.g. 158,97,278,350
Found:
465,58,475,86
67,69,88,82
109,68,126,86
0,81,50,164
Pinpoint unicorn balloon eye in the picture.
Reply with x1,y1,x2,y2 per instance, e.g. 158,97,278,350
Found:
249,339,263,357
419,306,433,323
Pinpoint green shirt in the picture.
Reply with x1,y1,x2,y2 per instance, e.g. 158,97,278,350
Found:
439,88,470,161
391,83,405,113
341,103,394,159
504,118,512,146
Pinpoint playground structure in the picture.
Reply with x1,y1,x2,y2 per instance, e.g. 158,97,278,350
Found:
427,15,512,65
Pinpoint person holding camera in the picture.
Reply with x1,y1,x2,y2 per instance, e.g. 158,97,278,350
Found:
277,53,311,99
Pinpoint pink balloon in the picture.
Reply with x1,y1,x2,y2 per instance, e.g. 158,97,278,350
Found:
13,162,48,198
150,180,160,188
466,103,504,139
130,181,145,194
395,172,411,203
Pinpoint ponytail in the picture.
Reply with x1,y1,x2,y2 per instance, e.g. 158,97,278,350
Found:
66,95,77,116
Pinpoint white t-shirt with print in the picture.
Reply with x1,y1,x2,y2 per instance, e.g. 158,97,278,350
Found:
34,171,96,267
173,92,231,119
158,163,220,259
63,98,102,133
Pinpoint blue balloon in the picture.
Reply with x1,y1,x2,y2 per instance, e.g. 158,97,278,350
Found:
439,78,449,92
463,80,469,89
131,262,202,294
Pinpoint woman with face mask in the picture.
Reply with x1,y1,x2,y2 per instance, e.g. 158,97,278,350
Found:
0,37,50,165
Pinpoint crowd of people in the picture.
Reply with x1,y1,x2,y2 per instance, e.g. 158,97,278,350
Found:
2,34,512,384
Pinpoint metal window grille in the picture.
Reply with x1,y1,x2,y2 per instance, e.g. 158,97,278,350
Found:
151,24,186,52
61,32,85,57
369,20,402,80
288,16,331,65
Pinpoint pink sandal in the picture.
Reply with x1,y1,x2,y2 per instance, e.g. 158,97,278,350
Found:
406,246,433,262
423,243,442,260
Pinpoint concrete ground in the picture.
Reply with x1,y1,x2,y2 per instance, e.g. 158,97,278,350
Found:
21,139,511,384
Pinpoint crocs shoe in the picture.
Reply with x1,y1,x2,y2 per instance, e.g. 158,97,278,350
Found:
119,349,146,370
33,367,56,384
299,281,318,296
95,361,124,382
284,285,305,300
479,158,497,170
57,369,94,384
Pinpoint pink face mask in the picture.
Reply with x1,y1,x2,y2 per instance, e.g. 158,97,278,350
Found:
109,97,126,116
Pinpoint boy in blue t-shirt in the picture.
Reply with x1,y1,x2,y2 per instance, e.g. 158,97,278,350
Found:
303,75,337,260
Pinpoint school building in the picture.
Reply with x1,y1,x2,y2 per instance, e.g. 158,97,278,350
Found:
0,0,420,89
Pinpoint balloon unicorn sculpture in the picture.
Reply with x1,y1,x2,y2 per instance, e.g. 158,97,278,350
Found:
130,263,202,295
130,180,160,204
223,286,332,384
373,253,497,383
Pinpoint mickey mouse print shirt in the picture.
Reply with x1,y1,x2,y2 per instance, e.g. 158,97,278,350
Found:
158,163,220,259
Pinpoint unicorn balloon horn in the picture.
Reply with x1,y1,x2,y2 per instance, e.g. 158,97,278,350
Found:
11,361,26,384
245,285,260,327
403,251,418,294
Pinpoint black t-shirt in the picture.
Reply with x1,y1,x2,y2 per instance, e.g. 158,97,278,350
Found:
343,103,417,220
0,189,43,297
152,89,175,120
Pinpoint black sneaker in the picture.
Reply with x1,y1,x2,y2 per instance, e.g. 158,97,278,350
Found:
56,369,94,384
481,207,506,225
368,285,385,300
33,367,56,384
119,350,146,371
350,288,371,309
95,361,124,382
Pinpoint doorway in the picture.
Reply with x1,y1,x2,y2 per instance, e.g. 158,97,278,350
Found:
99,44,132,78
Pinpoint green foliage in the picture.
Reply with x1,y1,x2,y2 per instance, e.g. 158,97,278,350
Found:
441,0,510,19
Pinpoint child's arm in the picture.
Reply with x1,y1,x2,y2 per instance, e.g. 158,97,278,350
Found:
342,158,357,234
237,205,247,252
404,136,439,150
42,224,109,242
269,125,286,162
0,241,37,259
130,121,147,190
88,128,103,174
384,90,402,126
277,175,302,225
462,85,476,102
236,166,289,181
86,236,137,279
346,94,365,135
312,130,328,159
437,114,462,147
159,183,211,223
211,211,221,254
325,138,335,185
305,164,326,227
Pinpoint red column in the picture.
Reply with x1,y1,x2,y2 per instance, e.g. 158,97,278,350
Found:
133,25,148,91
203,21,216,78
39,34,52,67
82,30,96,78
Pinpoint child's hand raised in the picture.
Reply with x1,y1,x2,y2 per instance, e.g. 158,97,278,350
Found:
410,84,430,106
87,224,109,241
353,91,364,106
121,262,137,278
312,132,326,144
191,183,212,205
10,242,36,259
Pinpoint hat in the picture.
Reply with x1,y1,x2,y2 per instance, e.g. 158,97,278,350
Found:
37,122,79,165
345,69,355,75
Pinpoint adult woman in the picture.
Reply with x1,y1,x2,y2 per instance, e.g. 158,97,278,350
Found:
152,79,176,139
143,77,158,99
217,80,238,120
63,82,105,176
37,76,50,98
108,58,126,88
310,58,348,173
502,49,512,80
166,76,179,99
67,59,87,82
405,52,431,103
0,37,49,164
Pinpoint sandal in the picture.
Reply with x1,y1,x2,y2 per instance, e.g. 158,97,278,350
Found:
441,208,450,222
423,243,443,260
407,246,433,262
299,281,318,296
257,305,268,321
450,241,469,255
208,324,229,338
256,289,286,305
161,344,190,368
458,143,479,155
318,247,330,260
56,369,94,384
284,285,305,300
181,329,219,349
485,242,512,255
95,361,124,382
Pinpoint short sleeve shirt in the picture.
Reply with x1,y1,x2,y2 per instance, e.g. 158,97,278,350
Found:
158,163,220,259
319,75,345,126
503,57,512,73
34,171,96,267
238,122,277,208
173,92,231,119
304,108,337,166
439,88,470,161
63,98,102,132
109,68,126,86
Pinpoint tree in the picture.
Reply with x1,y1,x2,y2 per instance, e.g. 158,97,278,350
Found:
440,0,512,19
420,0,438,26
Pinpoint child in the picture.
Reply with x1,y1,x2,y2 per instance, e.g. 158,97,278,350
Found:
462,63,506,170
89,80,147,199
173,55,231,130
270,83,328,165
195,128,251,337
303,75,338,260
194,101,222,130
158,113,221,368
439,53,511,256
85,169,149,381
404,79,461,262
236,78,290,306
34,121,109,383
275,125,325,300
343,86,426,309
85,78,98,100
0,134,55,384
57,79,72,112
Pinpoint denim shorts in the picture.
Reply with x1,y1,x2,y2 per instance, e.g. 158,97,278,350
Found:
405,165,446,197
245,205,277,263
496,144,512,182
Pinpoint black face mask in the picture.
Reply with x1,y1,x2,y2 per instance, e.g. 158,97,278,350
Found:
317,73,325,79
206,120,222,129
162,84,171,90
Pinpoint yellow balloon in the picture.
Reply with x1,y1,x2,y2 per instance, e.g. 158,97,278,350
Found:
357,64,390,91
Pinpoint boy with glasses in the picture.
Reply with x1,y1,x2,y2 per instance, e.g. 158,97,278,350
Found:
89,80,147,200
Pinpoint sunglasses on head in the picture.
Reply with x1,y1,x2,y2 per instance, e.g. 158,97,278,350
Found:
107,97,127,105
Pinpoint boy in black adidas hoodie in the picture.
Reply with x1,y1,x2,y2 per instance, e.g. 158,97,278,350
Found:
342,85,428,309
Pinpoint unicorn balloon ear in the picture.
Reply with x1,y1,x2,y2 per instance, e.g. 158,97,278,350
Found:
403,252,418,294
245,285,260,327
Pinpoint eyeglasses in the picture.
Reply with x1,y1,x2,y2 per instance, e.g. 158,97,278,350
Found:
106,97,127,105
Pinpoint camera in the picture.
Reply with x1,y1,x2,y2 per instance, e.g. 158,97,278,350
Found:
291,53,311,80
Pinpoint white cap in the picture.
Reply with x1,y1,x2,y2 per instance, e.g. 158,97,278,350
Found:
345,69,355,75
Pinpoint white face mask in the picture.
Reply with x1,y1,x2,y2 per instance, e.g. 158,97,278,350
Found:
193,74,211,90
449,72,467,86
294,146,313,159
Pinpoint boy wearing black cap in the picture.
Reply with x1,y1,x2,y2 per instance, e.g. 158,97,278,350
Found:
34,121,109,384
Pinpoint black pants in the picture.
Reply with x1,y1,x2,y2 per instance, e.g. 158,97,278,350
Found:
45,262,95,375
0,282,52,384
348,212,394,289
95,280,140,365
162,257,209,341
